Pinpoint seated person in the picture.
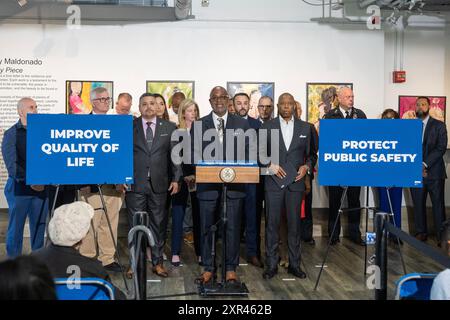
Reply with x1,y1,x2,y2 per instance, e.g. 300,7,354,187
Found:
32,201,126,299
0,255,57,300
430,219,450,300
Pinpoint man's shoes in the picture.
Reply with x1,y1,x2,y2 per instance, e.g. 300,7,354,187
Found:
248,256,264,268
225,271,238,283
350,238,366,246
125,266,133,279
104,262,122,272
262,268,278,280
171,255,181,267
330,238,340,246
152,264,169,278
287,266,307,279
415,233,428,242
195,271,213,285
303,238,316,246
183,232,194,244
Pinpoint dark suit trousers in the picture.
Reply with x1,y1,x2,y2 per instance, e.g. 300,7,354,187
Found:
125,181,168,266
242,183,263,258
265,188,303,270
301,187,314,241
410,179,446,240
328,186,362,240
199,194,242,272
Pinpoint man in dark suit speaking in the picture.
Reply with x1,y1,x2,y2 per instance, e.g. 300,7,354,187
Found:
125,93,182,278
410,96,447,244
260,93,315,280
192,86,251,285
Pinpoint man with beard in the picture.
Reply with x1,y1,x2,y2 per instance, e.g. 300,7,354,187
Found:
233,93,263,268
257,96,274,124
410,96,447,245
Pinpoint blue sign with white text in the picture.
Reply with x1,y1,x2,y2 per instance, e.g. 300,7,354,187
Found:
318,119,422,187
26,114,133,185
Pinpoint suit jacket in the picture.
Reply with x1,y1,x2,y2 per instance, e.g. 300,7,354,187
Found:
1,120,46,197
308,123,319,180
191,112,251,200
423,117,448,180
261,117,314,192
247,116,262,131
131,116,182,194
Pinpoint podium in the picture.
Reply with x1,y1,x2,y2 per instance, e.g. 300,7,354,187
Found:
195,162,259,297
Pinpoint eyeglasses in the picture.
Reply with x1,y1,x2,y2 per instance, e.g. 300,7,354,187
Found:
94,97,111,103
258,105,273,109
210,96,229,102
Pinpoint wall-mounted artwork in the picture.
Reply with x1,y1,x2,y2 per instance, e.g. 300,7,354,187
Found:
146,80,195,109
398,95,446,122
66,80,113,114
306,82,353,133
227,82,275,119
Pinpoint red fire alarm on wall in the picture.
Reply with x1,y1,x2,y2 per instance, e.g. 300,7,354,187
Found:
393,71,406,83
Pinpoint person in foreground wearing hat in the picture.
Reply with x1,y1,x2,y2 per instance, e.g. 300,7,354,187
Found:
32,201,126,300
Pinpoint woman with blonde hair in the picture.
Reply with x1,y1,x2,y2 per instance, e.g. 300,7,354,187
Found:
171,99,201,266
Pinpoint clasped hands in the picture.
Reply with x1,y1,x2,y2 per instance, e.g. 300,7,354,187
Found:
269,164,309,182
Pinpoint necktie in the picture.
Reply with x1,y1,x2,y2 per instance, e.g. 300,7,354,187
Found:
217,117,224,143
146,121,154,150
345,110,351,119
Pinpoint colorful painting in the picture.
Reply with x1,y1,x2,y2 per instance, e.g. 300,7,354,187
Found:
227,82,275,119
66,81,113,114
306,83,353,132
398,95,446,122
146,81,195,110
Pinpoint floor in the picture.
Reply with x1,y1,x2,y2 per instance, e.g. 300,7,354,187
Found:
0,208,446,300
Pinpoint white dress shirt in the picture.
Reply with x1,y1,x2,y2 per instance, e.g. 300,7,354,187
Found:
340,106,353,118
279,116,294,151
422,115,430,142
422,115,430,168
212,111,228,130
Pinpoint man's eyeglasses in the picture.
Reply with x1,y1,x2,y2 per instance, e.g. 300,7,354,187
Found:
94,97,111,103
258,105,273,109
210,96,229,102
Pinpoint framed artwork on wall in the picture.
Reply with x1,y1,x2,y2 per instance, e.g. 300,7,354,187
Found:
306,82,353,133
146,80,195,108
227,82,275,119
398,95,446,121
66,80,114,114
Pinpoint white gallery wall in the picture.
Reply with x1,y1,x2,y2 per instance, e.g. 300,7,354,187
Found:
0,0,448,208
384,27,450,207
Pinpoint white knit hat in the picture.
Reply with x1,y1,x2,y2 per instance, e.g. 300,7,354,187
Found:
48,201,95,247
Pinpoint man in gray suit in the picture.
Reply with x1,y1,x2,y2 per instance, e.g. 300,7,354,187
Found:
260,93,316,280
125,93,182,277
